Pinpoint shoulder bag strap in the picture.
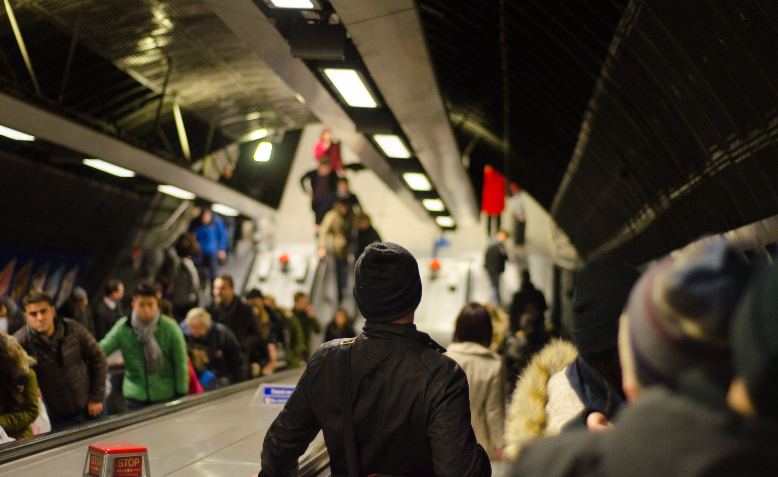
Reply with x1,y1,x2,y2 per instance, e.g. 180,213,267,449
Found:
338,337,359,477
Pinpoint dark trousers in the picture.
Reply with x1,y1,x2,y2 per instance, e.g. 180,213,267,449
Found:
50,407,106,432
201,252,220,285
486,215,502,237
335,257,349,305
488,271,502,306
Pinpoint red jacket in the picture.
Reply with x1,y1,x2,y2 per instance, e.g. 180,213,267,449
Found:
481,166,506,215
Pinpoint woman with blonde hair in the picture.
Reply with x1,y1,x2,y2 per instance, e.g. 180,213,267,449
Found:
0,332,39,439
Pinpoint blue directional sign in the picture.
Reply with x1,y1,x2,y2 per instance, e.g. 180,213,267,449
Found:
260,384,296,405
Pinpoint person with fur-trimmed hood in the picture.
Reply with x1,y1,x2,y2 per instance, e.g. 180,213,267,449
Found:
509,236,778,477
504,257,639,459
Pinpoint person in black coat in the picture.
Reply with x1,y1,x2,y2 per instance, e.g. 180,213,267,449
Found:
300,159,339,230
207,275,259,355
260,242,490,477
484,229,509,305
92,279,125,340
323,308,356,342
356,213,382,260
509,270,547,334
182,307,247,385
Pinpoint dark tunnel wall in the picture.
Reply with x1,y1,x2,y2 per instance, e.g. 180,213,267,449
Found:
0,153,154,293
553,0,778,263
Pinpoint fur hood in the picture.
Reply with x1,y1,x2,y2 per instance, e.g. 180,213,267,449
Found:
504,339,578,460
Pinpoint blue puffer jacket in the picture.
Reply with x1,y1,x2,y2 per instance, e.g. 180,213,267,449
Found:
192,214,227,255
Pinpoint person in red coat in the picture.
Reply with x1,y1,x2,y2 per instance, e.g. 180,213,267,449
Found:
314,128,343,174
481,165,506,237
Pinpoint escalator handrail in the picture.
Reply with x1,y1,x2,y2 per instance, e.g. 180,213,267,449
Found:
0,368,303,465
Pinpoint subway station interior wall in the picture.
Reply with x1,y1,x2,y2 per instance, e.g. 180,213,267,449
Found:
0,153,153,294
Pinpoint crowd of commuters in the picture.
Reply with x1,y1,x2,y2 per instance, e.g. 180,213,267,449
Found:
0,264,357,441
256,237,778,476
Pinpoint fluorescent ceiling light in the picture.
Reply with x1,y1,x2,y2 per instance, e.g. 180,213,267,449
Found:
157,185,195,201
422,198,445,212
254,141,273,162
294,94,306,104
212,203,239,217
373,134,411,159
82,159,135,178
243,128,269,142
323,68,378,108
245,112,261,121
0,124,35,141
268,0,314,8
435,216,455,228
402,172,432,191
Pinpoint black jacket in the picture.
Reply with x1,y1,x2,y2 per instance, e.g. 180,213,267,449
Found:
184,322,248,384
511,387,778,477
14,318,107,419
93,299,124,340
509,285,547,333
260,322,491,477
207,297,259,354
484,242,507,275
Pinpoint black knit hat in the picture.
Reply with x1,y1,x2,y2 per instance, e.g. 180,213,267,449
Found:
732,264,778,418
571,256,640,359
353,242,422,323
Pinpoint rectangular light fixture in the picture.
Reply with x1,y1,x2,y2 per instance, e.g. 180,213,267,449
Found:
402,172,432,191
322,68,378,108
0,124,35,141
212,203,239,217
82,159,135,178
435,216,455,228
373,134,411,159
243,128,269,142
268,0,315,8
422,198,445,212
172,102,191,161
157,184,195,201
254,141,273,162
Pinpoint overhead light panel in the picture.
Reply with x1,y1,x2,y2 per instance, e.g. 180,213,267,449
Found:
0,124,35,141
254,141,273,162
295,94,306,104
212,203,239,217
323,68,378,108
373,134,411,159
245,112,261,121
82,159,135,178
422,198,445,212
268,0,315,8
402,172,432,191
436,216,455,228
158,185,195,201
242,128,269,142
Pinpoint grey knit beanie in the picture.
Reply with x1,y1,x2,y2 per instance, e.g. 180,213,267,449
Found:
353,242,422,323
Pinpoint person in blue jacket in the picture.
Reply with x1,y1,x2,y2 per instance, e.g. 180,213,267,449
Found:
191,207,227,284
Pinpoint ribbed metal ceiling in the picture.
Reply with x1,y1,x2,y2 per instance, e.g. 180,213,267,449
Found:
419,0,778,263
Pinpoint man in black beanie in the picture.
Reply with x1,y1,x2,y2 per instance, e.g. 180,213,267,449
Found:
259,242,491,477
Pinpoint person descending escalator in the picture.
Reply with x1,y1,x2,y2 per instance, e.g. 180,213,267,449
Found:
324,308,356,342
300,158,339,236
318,198,356,306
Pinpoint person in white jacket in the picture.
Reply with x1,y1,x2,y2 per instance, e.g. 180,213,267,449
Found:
445,302,506,460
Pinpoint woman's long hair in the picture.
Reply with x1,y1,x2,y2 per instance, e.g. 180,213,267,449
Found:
453,302,493,348
0,333,35,411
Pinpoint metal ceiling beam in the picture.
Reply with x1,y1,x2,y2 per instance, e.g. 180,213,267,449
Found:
206,0,433,224
0,92,273,220
330,0,480,225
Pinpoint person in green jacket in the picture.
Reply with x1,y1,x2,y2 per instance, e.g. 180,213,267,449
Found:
0,332,39,439
99,283,188,410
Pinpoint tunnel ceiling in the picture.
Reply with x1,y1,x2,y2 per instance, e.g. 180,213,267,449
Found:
0,0,315,159
418,0,778,263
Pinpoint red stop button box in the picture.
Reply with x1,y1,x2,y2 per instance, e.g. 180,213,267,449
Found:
83,442,150,477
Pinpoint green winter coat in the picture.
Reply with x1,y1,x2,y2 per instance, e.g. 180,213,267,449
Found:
99,315,188,403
